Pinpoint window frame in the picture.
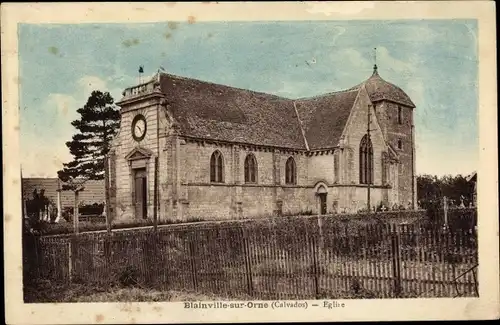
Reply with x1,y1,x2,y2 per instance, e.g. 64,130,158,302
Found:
285,156,297,185
244,153,258,184
397,139,403,150
398,106,403,124
210,150,224,183
359,134,374,185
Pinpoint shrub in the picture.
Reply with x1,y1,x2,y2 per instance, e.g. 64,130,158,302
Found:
62,207,73,222
38,216,208,236
79,203,104,216
185,216,206,223
118,266,139,287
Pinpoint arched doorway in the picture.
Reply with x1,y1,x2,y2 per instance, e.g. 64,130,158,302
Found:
316,185,328,215
125,146,153,220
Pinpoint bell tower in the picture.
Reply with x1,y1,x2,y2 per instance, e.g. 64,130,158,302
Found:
363,54,417,209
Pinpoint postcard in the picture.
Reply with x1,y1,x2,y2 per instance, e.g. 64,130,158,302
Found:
2,1,499,324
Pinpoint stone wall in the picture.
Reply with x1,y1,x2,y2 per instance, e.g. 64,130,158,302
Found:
110,81,416,223
377,101,415,208
112,94,163,221
177,141,314,220
342,86,387,187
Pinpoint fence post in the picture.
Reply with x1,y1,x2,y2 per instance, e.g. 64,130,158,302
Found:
153,156,159,232
104,156,112,234
188,232,198,292
310,236,320,299
68,237,75,282
240,227,254,297
443,196,448,229
317,215,325,260
73,191,79,234
104,234,112,283
390,225,401,297
471,267,479,297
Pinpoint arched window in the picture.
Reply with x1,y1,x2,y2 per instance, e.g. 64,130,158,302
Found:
210,150,224,183
285,157,296,185
398,106,403,124
359,135,373,184
244,153,258,183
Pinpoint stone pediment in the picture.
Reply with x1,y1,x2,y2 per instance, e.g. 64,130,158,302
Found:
125,146,154,161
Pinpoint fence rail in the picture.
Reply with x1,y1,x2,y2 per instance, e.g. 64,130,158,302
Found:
24,217,478,300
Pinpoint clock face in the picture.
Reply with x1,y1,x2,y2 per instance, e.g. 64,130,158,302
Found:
131,115,147,141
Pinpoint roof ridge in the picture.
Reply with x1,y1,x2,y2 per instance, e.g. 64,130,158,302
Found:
296,88,359,101
159,72,290,100
293,101,310,151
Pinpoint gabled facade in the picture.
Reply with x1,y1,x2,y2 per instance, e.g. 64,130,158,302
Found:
108,66,417,221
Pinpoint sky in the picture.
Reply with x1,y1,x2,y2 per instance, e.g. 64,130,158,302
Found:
18,20,478,178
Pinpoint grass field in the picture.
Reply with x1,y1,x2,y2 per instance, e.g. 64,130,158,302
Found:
24,280,246,303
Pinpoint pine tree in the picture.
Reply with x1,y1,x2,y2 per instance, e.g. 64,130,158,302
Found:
58,91,120,183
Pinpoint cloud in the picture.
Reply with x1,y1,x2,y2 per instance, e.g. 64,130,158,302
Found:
47,93,77,118
416,143,477,177
376,46,417,76
22,74,123,177
78,75,109,97
21,142,72,178
331,48,371,68
331,26,346,45
76,74,125,102
273,80,313,98
405,79,425,108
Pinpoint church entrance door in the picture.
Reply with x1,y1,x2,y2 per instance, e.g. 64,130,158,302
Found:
316,184,328,215
134,168,148,219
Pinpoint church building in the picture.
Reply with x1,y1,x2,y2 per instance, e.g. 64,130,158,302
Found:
107,65,417,222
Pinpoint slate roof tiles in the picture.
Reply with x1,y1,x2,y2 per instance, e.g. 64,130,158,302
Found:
160,74,305,149
134,70,414,151
295,90,359,150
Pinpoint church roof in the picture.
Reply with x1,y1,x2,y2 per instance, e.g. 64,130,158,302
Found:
348,66,416,108
295,90,359,150
159,73,306,149
134,70,414,150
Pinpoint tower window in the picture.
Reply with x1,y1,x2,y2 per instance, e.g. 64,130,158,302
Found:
397,139,403,150
398,106,403,124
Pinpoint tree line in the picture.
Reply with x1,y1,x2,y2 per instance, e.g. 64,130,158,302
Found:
416,174,476,210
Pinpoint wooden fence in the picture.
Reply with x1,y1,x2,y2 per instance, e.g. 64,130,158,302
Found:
24,217,478,299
